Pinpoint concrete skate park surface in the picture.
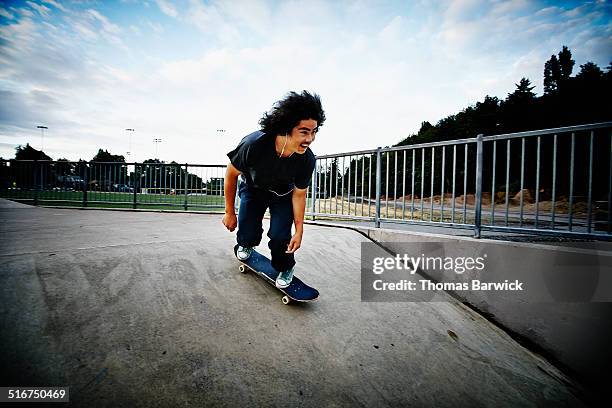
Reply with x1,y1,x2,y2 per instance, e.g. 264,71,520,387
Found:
0,199,587,407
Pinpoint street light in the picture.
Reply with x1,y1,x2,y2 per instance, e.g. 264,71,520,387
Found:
153,138,162,159
125,128,134,161
36,125,48,151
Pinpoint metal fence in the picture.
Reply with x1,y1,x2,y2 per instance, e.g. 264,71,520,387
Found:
308,122,612,239
0,161,227,211
1,121,610,239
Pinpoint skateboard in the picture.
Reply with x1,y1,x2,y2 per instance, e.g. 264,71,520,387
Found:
234,245,319,305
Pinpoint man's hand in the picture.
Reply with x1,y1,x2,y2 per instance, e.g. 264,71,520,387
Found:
222,212,238,232
286,230,303,253
288,187,307,254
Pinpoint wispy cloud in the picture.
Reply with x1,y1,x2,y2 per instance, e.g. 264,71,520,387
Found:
64,8,128,51
42,0,68,13
156,0,178,18
87,9,121,34
0,7,15,19
146,19,164,34
25,1,51,18
130,24,142,36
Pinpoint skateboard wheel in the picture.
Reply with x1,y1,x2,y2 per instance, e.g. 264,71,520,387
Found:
281,296,291,305
239,265,247,273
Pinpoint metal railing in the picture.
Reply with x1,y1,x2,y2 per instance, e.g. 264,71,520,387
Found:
0,161,227,211
307,122,612,239
1,122,610,239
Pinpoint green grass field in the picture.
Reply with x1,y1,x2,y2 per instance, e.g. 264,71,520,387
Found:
0,190,227,211
0,190,317,212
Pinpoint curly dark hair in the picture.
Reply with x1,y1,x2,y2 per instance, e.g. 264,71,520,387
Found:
259,90,326,136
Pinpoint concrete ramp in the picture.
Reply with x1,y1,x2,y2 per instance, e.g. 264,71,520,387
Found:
0,201,585,407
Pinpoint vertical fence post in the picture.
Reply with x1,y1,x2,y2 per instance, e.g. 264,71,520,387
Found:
183,164,189,211
311,164,317,221
33,160,38,206
83,163,89,208
132,163,138,209
375,147,382,228
474,134,483,238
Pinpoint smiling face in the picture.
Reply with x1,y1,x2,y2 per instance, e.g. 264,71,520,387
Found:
288,119,318,154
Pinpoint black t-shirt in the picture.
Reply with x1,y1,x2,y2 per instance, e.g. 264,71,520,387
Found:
227,131,316,195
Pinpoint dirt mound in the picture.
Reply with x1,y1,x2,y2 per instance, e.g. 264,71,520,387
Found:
511,189,533,204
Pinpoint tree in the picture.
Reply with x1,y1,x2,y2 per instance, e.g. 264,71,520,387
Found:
543,47,574,94
90,149,126,191
558,45,574,81
543,54,561,94
473,95,501,134
15,144,51,160
576,61,604,81
55,158,75,177
506,78,536,103
419,121,433,134
501,78,538,132
92,149,125,162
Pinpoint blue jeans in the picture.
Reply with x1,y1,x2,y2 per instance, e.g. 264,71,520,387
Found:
237,182,295,272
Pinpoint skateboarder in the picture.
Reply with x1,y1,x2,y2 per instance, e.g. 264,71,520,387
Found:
222,91,325,289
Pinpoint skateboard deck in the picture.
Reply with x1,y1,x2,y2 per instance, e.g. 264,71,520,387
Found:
234,246,319,305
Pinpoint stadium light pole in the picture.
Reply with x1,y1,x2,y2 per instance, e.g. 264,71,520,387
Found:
153,138,162,159
125,128,134,161
37,125,48,151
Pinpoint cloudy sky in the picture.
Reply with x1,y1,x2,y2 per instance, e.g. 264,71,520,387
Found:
0,0,610,163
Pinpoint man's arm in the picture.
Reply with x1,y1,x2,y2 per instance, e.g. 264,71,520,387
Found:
286,187,307,253
222,163,241,232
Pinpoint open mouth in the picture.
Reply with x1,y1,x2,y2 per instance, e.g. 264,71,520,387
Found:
300,144,309,149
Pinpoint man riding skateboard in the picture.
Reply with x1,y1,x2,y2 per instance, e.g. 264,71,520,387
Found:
222,91,325,289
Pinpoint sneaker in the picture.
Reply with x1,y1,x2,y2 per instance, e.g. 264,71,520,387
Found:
275,266,295,289
236,246,254,261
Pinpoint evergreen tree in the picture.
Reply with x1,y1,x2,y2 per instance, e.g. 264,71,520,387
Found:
558,45,574,81
506,78,536,103
502,78,537,132
543,54,561,94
